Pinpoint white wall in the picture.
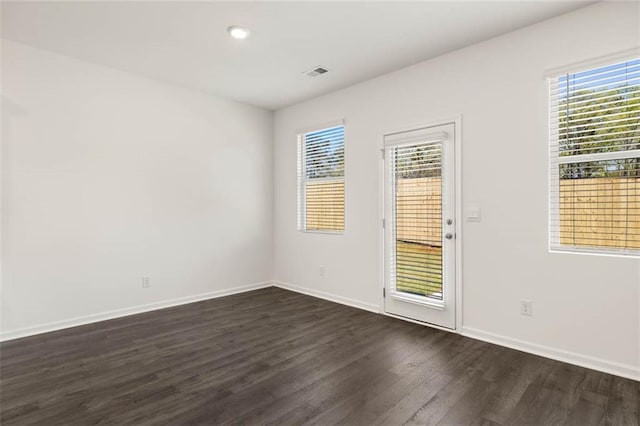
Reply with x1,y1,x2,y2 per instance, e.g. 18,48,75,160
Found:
274,2,640,378
1,40,273,336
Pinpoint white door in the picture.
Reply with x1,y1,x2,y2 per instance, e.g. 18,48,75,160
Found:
384,123,456,329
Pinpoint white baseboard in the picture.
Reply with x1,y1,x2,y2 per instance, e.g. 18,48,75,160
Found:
461,326,640,382
273,282,639,381
4,280,637,382
273,281,380,314
0,281,273,342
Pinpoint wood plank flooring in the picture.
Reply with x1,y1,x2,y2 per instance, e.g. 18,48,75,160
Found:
1,287,638,425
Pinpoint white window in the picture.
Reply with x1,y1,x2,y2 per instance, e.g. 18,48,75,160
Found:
549,57,639,256
297,123,345,232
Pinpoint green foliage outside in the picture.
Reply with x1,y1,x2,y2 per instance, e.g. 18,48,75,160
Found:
558,77,639,179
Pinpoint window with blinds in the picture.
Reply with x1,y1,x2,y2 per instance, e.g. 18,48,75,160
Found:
549,57,639,256
297,124,345,232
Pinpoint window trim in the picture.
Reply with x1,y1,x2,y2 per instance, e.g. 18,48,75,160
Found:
297,120,345,234
547,55,640,258
543,47,639,80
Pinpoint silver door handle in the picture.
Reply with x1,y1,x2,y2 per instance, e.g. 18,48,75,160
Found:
445,233,454,240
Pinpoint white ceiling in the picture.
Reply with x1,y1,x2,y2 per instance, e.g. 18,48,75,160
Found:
2,1,595,110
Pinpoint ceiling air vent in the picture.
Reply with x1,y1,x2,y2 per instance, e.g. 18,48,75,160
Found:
304,66,329,77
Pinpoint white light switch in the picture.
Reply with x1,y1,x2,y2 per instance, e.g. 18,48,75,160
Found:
466,207,481,222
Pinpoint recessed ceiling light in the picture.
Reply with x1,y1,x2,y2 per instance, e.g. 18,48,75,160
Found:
227,26,250,40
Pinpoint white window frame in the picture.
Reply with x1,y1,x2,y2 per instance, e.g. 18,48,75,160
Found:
297,120,345,234
548,52,640,258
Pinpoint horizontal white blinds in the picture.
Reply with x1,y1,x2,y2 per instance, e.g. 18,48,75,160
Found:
389,138,444,300
549,57,640,255
297,125,345,232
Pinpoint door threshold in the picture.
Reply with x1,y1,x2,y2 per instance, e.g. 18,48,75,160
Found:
383,311,457,333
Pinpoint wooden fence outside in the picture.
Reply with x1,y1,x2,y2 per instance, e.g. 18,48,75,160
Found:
396,177,442,246
305,180,345,231
305,177,640,250
559,177,640,250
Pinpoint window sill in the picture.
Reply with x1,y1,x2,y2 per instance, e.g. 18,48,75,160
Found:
549,246,640,259
299,229,345,235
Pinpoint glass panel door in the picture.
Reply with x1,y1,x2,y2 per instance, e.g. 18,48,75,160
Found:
384,123,456,329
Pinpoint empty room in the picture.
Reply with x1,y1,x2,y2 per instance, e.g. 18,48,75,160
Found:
1,1,639,424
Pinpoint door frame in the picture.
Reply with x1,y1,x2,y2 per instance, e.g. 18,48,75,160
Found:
379,115,463,332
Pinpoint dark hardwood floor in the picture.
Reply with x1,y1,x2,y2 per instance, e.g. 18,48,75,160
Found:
1,287,638,425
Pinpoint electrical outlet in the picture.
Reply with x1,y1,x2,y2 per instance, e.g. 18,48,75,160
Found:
520,299,532,316
142,276,151,288
319,266,325,277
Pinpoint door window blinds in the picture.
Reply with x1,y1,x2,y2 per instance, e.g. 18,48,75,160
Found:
387,136,445,300
297,124,345,232
549,57,640,256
